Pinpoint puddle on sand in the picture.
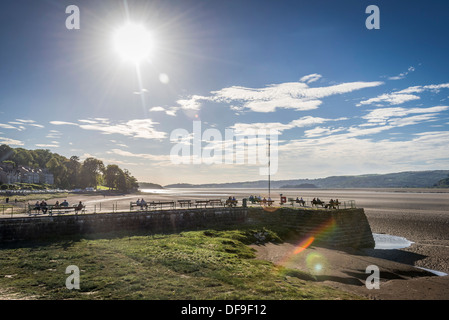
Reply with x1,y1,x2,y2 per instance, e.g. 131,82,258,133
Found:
373,233,414,250
373,233,448,276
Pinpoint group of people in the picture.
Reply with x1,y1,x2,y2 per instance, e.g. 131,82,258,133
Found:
135,198,148,209
32,199,84,214
311,197,341,208
33,200,50,214
248,195,271,202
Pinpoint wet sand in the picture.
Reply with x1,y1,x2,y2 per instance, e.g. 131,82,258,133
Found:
244,188,449,300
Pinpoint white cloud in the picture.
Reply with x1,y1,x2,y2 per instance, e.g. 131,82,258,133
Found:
300,73,322,84
0,137,23,146
388,66,415,80
50,121,79,126
149,106,179,116
277,130,449,178
176,95,206,111
0,119,44,130
357,93,420,106
133,88,148,95
49,118,167,140
78,119,99,124
209,81,383,113
35,144,59,148
304,126,346,138
29,123,45,128
15,119,36,123
362,106,448,125
230,116,348,135
358,83,449,107
0,123,20,130
397,83,449,94
79,119,167,140
149,106,165,112
108,149,171,162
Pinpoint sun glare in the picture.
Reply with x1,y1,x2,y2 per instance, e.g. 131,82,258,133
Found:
113,23,154,64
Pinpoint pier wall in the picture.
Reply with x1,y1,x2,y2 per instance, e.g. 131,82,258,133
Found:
0,207,247,241
248,207,375,248
0,206,375,248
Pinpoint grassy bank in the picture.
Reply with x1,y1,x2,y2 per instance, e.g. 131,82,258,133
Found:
0,226,361,300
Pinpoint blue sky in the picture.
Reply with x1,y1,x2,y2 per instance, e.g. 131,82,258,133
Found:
1,0,448,185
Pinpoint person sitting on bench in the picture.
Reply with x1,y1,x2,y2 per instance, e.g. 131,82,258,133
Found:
75,201,84,213
40,200,48,214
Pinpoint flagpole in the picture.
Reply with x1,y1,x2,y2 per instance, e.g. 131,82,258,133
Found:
268,136,271,198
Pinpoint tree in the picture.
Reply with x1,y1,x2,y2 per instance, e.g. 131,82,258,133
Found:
104,164,124,190
12,148,34,167
80,157,105,188
65,156,82,189
1,145,138,192
46,156,67,187
0,144,14,163
123,169,139,191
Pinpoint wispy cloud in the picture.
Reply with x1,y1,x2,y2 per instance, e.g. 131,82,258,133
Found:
300,73,322,84
108,148,171,162
79,119,167,140
0,119,44,131
388,66,415,80
149,106,179,116
0,137,23,146
204,80,383,113
362,106,448,125
133,88,148,95
357,82,449,107
35,144,59,148
0,123,20,130
230,116,348,134
278,130,449,178
50,118,167,140
50,121,79,126
176,95,206,111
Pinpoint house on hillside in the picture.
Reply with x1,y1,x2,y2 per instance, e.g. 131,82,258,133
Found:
0,164,54,185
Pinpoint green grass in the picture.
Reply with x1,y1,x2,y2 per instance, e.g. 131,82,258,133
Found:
0,227,361,300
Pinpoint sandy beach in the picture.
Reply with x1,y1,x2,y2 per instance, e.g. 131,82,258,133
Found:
4,187,449,300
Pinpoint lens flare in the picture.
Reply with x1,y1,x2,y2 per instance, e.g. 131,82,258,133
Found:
305,252,328,275
277,217,337,268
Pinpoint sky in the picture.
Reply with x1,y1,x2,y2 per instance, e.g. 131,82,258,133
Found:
0,0,449,185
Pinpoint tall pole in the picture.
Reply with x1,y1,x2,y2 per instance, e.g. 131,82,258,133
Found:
268,136,271,198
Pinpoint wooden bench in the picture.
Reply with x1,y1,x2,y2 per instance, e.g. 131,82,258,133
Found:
194,200,210,208
28,204,44,215
288,198,306,206
177,200,192,208
311,199,325,207
325,201,341,209
49,205,85,215
208,199,224,207
148,201,176,210
28,204,85,215
260,199,274,206
130,202,148,210
249,197,260,204
225,199,238,207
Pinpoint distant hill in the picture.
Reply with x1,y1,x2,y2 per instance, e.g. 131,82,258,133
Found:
434,175,449,188
281,183,318,189
164,170,449,189
138,182,164,189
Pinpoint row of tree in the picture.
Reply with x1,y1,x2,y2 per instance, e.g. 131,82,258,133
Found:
0,144,139,192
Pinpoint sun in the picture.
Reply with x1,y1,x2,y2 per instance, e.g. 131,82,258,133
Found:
113,22,154,64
